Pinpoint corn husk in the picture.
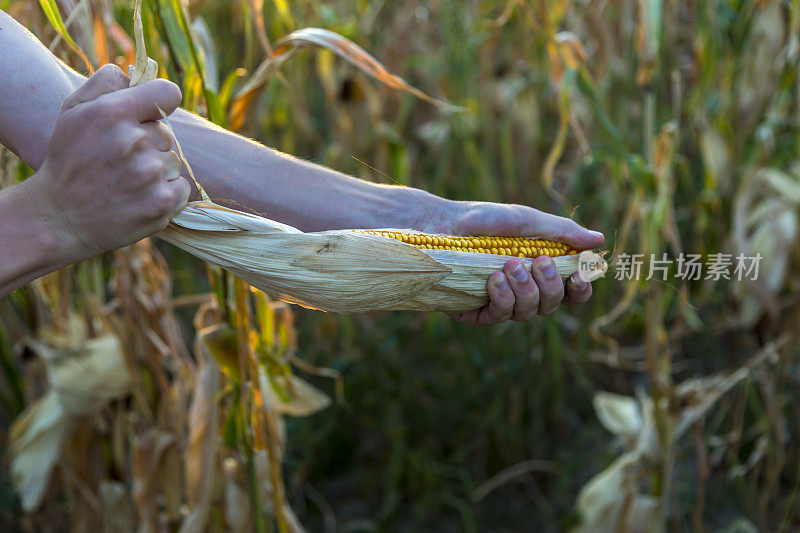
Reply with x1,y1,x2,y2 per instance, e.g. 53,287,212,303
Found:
158,201,607,314
10,333,132,511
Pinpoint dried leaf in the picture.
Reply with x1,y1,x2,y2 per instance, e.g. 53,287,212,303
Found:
100,480,135,532
235,27,460,111
129,0,157,86
572,453,658,533
179,328,223,533
39,0,93,72
223,458,251,533
132,428,177,531
593,392,643,441
260,369,330,417
10,334,131,511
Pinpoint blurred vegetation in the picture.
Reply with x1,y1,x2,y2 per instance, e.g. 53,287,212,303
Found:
1,0,800,531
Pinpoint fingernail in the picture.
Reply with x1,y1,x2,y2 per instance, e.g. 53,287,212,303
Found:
573,277,588,290
495,274,509,291
589,230,604,240
537,257,556,278
511,264,528,283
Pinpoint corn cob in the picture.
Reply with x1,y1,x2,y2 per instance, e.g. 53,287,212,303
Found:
160,201,607,313
354,230,580,258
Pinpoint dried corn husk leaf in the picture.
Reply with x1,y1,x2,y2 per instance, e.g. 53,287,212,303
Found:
223,458,251,533
129,0,157,85
572,393,659,533
10,334,132,511
100,480,135,532
732,168,800,326
254,451,306,533
9,393,71,511
179,328,222,533
132,427,178,531
235,27,459,111
158,201,606,314
572,452,660,533
593,392,643,443
259,368,330,417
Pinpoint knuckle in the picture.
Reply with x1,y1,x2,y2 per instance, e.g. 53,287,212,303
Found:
59,97,76,114
121,130,149,157
498,311,514,322
152,125,173,147
95,63,117,78
99,63,127,81
516,286,539,310
488,302,513,321
175,180,191,204
136,161,163,190
155,79,182,108
513,310,537,322
147,186,174,218
541,279,565,300
96,98,126,120
571,282,592,302
154,215,171,231
146,160,166,181
583,284,593,299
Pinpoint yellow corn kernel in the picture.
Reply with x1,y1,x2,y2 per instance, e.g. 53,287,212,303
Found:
357,230,581,258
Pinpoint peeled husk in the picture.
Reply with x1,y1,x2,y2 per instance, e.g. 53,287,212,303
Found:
158,201,607,314
10,333,132,511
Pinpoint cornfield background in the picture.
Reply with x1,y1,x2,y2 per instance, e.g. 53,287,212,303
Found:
1,0,799,531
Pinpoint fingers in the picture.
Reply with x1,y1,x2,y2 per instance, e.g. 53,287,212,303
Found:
96,78,181,123
122,79,182,122
502,259,540,322
160,150,182,181
454,272,514,325
530,210,605,250
140,121,174,152
165,177,191,217
61,64,129,112
530,256,565,316
481,271,515,323
454,257,593,325
62,64,182,125
564,273,593,305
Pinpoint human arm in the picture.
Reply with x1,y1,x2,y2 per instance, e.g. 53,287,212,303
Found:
0,65,188,296
0,10,603,321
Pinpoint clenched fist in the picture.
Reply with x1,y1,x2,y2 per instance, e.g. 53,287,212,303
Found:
21,64,189,264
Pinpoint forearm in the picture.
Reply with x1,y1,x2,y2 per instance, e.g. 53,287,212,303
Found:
0,10,451,232
0,179,72,296
168,111,447,231
0,11,78,169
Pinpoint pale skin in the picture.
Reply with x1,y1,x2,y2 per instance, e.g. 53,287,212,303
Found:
0,10,604,324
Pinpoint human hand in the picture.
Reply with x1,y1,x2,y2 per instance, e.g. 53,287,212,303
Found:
20,64,188,264
423,201,604,325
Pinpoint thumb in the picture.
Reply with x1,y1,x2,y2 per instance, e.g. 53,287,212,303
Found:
60,64,130,112
453,205,604,250
527,211,605,250
103,79,182,123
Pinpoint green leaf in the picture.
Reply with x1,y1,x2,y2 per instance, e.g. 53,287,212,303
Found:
38,0,92,71
218,68,247,125
39,0,79,50
223,392,242,448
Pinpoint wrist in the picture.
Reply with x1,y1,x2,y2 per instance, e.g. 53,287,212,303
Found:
14,171,82,267
403,188,464,234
